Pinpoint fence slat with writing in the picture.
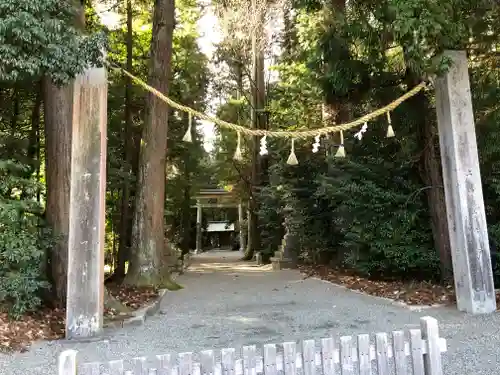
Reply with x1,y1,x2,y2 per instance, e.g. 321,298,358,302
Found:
134,357,147,375
194,362,201,375
179,352,194,375
339,336,354,375
222,348,236,375
236,359,243,375
157,354,174,375
200,350,215,375
302,340,316,375
375,333,389,375
409,330,425,375
283,342,297,375
357,334,371,375
263,344,277,375
81,362,100,375
320,338,335,375
58,350,78,375
109,360,125,375
420,317,443,375
243,345,257,375
392,331,406,375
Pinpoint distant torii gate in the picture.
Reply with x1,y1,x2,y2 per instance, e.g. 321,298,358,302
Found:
193,188,246,253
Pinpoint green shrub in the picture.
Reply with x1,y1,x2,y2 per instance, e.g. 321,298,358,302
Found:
0,160,52,318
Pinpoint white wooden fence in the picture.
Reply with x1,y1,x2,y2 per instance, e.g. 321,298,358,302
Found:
58,316,446,375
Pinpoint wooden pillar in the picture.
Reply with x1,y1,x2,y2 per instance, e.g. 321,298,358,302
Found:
66,66,107,338
435,50,496,314
196,200,202,253
238,202,246,252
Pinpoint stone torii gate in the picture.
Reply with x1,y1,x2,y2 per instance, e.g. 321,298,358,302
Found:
193,188,246,253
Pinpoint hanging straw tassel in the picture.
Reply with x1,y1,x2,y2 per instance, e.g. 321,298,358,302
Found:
335,130,346,157
182,113,193,142
386,111,395,138
233,131,243,161
286,139,298,165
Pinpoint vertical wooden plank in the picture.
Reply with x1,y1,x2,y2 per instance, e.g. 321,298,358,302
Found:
263,344,277,375
339,336,354,375
179,352,194,375
302,340,316,375
283,342,297,375
409,330,425,375
200,350,216,375
194,362,201,375
276,353,284,372
375,333,389,375
256,356,264,374
420,317,443,375
157,354,174,375
66,66,107,339
222,348,236,375
392,331,407,375
81,362,100,375
320,338,335,375
236,359,243,375
134,357,148,375
243,345,257,375
58,350,78,375
357,334,371,375
109,360,125,375
215,362,222,375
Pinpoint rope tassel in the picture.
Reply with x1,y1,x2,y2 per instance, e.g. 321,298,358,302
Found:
386,111,395,138
182,113,193,142
335,130,346,158
233,132,243,161
287,139,298,165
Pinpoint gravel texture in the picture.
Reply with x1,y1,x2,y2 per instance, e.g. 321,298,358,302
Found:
1,250,499,374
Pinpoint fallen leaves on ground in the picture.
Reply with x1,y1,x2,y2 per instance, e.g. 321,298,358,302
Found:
106,284,159,310
0,285,159,353
299,264,456,306
0,309,64,353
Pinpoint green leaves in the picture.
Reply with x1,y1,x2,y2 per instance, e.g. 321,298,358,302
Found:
0,158,53,318
0,0,106,84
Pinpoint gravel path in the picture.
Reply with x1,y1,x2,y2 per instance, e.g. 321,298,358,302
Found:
1,250,499,374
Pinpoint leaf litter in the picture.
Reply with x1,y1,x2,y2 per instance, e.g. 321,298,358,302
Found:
0,285,158,353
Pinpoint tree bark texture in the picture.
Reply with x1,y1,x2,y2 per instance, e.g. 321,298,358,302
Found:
413,90,453,282
116,0,135,281
42,0,85,306
125,0,179,288
244,1,266,260
43,79,73,306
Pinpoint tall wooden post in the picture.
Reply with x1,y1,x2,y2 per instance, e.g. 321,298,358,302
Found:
435,50,496,314
196,200,202,253
238,202,246,252
66,66,107,338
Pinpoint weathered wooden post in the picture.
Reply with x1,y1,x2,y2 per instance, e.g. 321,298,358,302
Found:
196,200,202,253
238,202,246,252
435,50,496,314
66,65,107,338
